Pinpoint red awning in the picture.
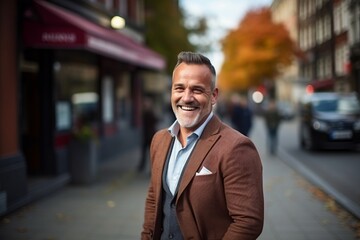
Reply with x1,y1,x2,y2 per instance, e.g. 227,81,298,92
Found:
23,0,165,70
308,78,335,90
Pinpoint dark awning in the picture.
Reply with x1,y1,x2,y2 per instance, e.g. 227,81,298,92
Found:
23,0,165,70
308,78,335,90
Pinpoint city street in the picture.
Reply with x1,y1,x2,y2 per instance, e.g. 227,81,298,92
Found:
0,117,358,240
277,117,360,219
1,0,360,239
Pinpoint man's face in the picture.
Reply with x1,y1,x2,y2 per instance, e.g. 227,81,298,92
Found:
171,63,218,133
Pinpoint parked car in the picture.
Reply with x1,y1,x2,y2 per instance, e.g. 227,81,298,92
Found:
299,92,360,150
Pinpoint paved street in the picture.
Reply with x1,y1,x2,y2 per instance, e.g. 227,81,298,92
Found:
277,117,360,219
253,117,358,240
0,117,358,240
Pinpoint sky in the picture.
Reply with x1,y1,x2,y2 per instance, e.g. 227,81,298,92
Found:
180,0,273,72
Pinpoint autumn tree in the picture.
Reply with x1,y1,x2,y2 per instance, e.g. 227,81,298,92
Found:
218,7,297,93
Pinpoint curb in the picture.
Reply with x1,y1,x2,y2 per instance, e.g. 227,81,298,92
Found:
278,147,360,220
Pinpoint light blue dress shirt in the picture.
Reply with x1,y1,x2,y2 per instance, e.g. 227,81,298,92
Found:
166,112,214,195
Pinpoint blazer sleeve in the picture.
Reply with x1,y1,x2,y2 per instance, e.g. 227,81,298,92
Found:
141,130,169,240
141,183,155,239
222,136,264,240
141,131,161,240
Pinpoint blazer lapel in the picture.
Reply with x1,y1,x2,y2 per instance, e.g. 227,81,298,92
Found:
176,116,221,201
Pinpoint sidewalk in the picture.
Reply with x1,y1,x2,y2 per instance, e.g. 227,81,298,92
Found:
0,117,358,240
252,117,358,240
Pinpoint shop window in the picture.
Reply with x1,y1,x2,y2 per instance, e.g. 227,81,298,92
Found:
56,101,72,131
54,52,98,132
102,76,114,123
71,92,99,129
116,72,131,129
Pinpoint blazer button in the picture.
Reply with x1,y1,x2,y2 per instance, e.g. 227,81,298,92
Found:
169,233,174,239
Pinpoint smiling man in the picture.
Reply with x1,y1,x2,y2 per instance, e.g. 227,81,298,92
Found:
141,52,264,240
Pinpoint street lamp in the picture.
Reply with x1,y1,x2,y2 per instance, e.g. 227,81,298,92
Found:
110,16,125,29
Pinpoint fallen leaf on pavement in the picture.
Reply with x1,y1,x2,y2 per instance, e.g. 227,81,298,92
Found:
107,200,116,208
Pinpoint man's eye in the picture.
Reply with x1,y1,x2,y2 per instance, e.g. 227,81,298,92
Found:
193,89,203,94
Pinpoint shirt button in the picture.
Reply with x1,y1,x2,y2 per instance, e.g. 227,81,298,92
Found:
169,234,174,239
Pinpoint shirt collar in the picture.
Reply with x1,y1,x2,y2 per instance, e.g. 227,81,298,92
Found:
168,112,214,139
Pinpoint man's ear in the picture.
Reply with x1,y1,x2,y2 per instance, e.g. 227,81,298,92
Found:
211,88,219,105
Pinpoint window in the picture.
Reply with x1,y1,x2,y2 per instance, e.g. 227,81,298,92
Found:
115,72,132,129
309,24,315,47
104,0,113,10
324,54,332,78
54,51,98,131
316,54,331,79
334,1,350,34
304,64,313,81
335,44,349,75
334,3,341,34
349,3,360,43
299,0,306,20
317,58,325,78
324,15,331,40
102,76,114,123
316,0,324,9
299,28,304,49
119,0,128,17
340,1,348,30
316,18,324,44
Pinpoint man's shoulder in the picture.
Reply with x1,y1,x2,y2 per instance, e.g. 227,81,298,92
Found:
222,124,246,138
153,128,171,139
209,118,240,137
150,129,172,149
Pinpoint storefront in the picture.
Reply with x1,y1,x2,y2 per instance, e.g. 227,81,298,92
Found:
1,0,165,215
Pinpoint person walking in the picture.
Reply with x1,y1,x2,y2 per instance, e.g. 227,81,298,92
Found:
263,99,282,155
138,97,158,172
230,94,253,136
141,52,264,239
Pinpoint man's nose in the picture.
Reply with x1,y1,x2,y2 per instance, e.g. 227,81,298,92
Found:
182,89,194,102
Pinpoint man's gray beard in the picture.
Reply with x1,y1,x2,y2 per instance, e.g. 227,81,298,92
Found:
175,111,201,129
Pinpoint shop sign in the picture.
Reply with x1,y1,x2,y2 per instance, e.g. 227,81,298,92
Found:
23,21,85,47
42,31,77,44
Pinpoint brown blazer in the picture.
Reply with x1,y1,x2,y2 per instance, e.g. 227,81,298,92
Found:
142,115,264,240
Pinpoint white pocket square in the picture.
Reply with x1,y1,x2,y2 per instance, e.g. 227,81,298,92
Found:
196,166,212,176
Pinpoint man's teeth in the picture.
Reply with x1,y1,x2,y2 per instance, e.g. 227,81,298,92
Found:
180,106,196,111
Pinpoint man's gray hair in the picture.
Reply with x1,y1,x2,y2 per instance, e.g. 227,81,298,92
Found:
174,51,217,90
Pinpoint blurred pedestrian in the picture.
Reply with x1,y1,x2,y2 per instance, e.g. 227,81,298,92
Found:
141,51,264,239
263,99,282,155
138,97,158,172
230,94,253,136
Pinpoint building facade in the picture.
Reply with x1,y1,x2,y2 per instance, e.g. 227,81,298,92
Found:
270,0,302,104
297,0,353,93
0,0,166,216
349,0,360,94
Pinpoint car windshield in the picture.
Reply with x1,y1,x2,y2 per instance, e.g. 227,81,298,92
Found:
313,97,360,114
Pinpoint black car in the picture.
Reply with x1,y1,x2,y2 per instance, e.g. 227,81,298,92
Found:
299,92,360,150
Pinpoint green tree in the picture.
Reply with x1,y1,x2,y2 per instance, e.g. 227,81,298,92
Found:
144,0,196,74
218,7,298,92
184,14,213,54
